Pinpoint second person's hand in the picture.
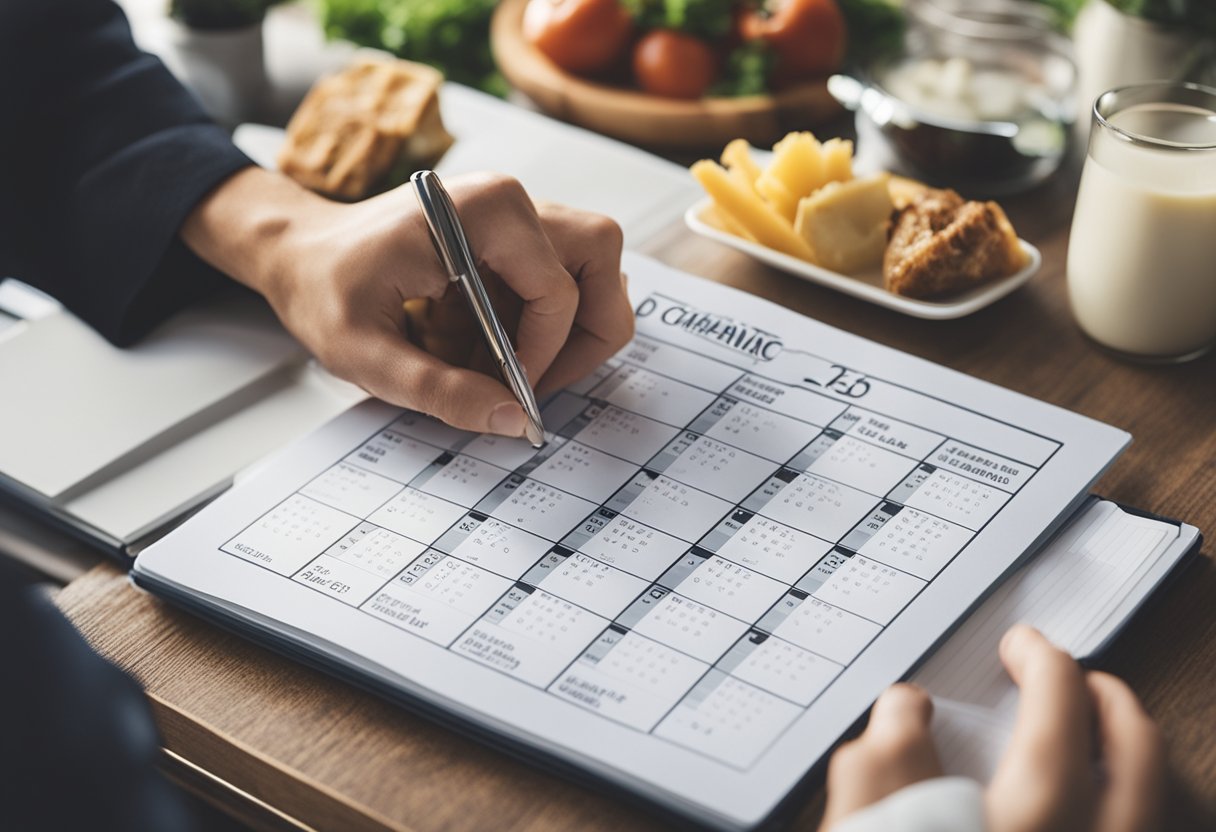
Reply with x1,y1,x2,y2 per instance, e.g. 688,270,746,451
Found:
818,625,1164,832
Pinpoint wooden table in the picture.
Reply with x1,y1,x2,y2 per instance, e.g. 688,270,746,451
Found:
55,176,1216,831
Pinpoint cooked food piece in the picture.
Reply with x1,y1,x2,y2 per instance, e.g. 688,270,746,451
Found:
795,173,892,274
720,139,764,193
887,174,932,209
883,189,1029,298
278,57,454,201
755,132,854,222
821,137,854,184
691,160,816,261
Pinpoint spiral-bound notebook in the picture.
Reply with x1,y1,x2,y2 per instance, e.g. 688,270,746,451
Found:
132,253,1199,831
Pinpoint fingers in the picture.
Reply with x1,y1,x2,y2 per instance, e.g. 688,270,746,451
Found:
987,625,1094,830
534,204,634,395
448,174,579,384
336,325,529,437
1087,672,1165,832
820,684,943,830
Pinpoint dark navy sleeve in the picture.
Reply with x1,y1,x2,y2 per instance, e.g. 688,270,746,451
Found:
0,0,254,346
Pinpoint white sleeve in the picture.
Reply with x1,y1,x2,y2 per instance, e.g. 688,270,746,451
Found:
828,777,987,832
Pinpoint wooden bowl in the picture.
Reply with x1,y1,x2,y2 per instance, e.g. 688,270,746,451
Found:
490,0,843,151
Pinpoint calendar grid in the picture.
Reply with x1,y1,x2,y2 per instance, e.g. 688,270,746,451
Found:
216,310,1065,772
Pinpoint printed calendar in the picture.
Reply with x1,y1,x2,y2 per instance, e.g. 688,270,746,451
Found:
135,253,1128,831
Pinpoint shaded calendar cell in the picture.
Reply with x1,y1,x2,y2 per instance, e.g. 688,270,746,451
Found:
768,593,882,665
802,435,919,497
650,433,776,503
666,552,788,622
593,365,716,426
619,335,743,391
324,523,427,579
830,409,944,460
793,548,853,596
571,405,679,465
414,453,509,506
300,462,404,518
728,376,846,429
345,430,441,485
389,412,467,450
654,671,802,768
529,441,638,503
550,629,708,730
292,554,388,606
367,488,466,544
525,550,648,618
539,391,594,438
362,555,511,645
721,631,842,707
629,592,748,664
434,514,550,580
698,396,823,463
760,473,879,543
459,433,543,472
453,587,608,686
857,507,973,580
564,359,619,396
904,469,1010,530
813,556,926,625
485,479,598,542
706,512,833,584
619,473,733,543
928,440,1031,494
223,494,358,576
570,513,688,581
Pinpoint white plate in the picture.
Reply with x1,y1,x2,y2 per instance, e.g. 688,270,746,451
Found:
684,198,1041,320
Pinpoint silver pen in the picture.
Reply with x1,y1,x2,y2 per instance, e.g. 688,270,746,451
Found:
411,170,546,448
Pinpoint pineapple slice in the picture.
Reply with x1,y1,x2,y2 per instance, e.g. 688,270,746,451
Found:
692,160,816,262
794,173,893,274
821,138,855,185
720,139,764,194
755,132,825,221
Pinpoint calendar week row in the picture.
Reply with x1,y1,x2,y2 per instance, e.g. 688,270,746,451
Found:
336,407,1023,547
339,535,895,768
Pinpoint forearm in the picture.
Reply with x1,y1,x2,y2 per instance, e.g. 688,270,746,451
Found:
180,166,335,302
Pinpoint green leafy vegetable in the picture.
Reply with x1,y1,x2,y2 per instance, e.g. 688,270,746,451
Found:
622,0,737,39
836,0,904,62
320,0,505,94
1103,0,1216,35
711,41,776,97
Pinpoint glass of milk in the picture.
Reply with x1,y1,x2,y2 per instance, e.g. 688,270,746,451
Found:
1067,82,1216,362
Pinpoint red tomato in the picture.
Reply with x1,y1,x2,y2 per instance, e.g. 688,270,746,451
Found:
740,0,847,82
522,0,634,75
632,31,718,99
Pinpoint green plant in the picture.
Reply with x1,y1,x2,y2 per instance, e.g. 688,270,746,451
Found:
1032,0,1216,34
320,0,505,95
1105,0,1216,36
170,0,286,30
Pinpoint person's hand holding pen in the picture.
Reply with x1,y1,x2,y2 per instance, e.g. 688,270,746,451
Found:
180,167,635,438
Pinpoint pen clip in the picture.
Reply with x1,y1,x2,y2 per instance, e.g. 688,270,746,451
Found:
411,170,476,281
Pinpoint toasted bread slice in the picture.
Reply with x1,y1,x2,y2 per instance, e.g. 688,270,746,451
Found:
278,57,454,201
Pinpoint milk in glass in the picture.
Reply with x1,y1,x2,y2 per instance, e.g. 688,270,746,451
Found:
1067,85,1216,360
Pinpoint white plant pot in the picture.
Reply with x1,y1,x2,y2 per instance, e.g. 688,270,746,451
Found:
1073,0,1206,123
166,20,268,128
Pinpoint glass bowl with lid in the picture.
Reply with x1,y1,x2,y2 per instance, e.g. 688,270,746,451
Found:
829,0,1077,195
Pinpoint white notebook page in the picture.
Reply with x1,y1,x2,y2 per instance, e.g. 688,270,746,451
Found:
919,500,1178,781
